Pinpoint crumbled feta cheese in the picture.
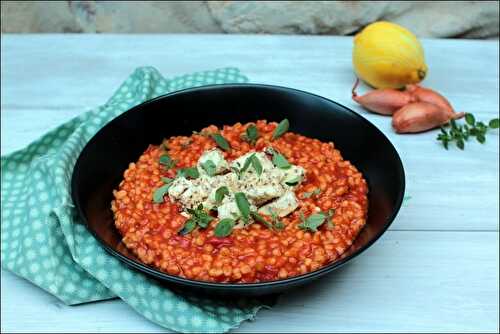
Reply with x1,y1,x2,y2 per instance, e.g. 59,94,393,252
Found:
167,149,306,220
168,177,192,200
217,198,239,221
283,165,306,185
258,191,299,217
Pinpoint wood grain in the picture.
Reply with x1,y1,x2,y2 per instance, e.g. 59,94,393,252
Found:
1,232,498,333
1,34,498,333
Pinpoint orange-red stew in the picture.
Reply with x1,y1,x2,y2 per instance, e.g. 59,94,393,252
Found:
111,120,368,283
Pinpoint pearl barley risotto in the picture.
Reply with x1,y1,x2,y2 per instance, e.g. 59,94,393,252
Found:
111,120,368,283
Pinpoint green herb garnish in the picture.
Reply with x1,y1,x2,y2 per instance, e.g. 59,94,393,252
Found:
274,221,285,230
186,204,213,228
437,113,499,150
178,218,197,235
250,211,273,230
152,177,174,204
215,186,229,205
200,160,217,176
270,210,285,230
159,154,176,169
177,166,200,179
178,204,214,235
241,153,263,176
272,119,289,140
231,166,243,179
211,133,231,151
152,183,171,203
302,188,321,199
250,155,263,176
298,212,327,232
235,192,251,223
271,151,291,169
240,154,254,174
214,218,235,237
285,175,302,186
242,124,259,145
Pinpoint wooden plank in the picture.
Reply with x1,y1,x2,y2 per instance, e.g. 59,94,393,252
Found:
1,231,498,333
1,35,499,333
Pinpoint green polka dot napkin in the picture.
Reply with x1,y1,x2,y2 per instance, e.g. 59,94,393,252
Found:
1,67,275,333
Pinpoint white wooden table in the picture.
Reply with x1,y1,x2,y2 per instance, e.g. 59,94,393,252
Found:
1,34,499,333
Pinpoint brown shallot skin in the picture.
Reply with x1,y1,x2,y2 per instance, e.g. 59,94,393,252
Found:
392,102,465,133
406,84,454,114
352,78,414,115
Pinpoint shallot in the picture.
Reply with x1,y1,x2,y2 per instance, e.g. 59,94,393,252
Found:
406,84,454,113
351,78,414,115
392,102,465,133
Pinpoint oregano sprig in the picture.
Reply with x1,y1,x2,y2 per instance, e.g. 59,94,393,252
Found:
437,113,499,150
178,204,214,235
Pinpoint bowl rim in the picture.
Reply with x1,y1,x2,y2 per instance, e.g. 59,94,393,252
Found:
71,83,406,290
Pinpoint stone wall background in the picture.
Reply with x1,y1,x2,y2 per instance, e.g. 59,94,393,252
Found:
1,1,499,38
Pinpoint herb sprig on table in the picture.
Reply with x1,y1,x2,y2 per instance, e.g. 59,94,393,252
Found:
437,113,499,150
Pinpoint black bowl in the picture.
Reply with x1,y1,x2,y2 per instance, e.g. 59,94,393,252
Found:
71,84,405,296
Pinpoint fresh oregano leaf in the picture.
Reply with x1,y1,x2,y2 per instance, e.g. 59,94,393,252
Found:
465,113,475,125
489,118,499,129
450,119,458,130
272,119,289,140
243,124,259,145
200,159,217,176
161,177,173,184
196,212,213,228
231,166,242,179
211,133,231,151
153,183,172,203
274,221,285,230
272,151,291,169
215,186,229,205
240,153,262,176
476,133,486,143
250,211,273,229
177,166,199,179
214,218,235,237
298,212,327,232
235,192,250,223
178,219,197,235
159,154,176,169
240,154,254,174
250,155,263,176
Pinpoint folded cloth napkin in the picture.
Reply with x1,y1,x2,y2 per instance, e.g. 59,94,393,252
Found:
0,66,275,333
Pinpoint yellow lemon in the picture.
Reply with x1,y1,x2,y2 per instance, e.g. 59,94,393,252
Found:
353,21,428,89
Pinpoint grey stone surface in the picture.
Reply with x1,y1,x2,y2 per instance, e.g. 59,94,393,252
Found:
207,1,500,38
1,1,499,38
